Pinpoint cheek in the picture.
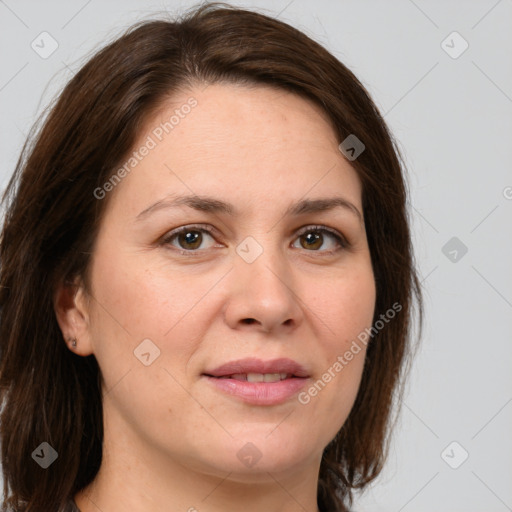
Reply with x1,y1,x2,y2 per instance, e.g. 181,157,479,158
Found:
86,248,217,440
312,262,376,349
89,241,215,341
297,265,375,435
86,241,210,394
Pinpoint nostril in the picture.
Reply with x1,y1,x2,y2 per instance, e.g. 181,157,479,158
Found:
242,318,256,324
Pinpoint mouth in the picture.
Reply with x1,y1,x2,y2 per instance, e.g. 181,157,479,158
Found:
203,357,310,379
201,358,310,405
208,372,297,382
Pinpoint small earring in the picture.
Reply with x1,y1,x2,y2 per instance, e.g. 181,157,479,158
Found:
68,337,77,348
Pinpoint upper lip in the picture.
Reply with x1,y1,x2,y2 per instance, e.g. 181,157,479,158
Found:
203,357,310,378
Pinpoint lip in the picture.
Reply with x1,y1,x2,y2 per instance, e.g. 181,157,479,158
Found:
202,357,310,406
203,357,310,378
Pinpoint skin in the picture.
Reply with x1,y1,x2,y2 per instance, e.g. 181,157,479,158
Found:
55,82,376,512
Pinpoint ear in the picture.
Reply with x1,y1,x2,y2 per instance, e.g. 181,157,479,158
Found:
53,276,94,356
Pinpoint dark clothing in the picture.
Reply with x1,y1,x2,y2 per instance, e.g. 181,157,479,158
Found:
62,499,80,512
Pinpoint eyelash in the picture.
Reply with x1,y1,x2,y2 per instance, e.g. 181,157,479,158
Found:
160,224,349,257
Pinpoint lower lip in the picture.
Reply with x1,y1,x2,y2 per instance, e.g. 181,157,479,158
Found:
202,376,309,405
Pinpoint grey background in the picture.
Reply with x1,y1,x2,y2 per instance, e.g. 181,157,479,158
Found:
1,0,511,510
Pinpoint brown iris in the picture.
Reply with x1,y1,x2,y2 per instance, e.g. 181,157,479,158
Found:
300,231,323,250
178,230,203,250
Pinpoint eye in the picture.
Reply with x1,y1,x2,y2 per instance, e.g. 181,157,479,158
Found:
292,225,347,254
161,225,218,253
161,224,348,256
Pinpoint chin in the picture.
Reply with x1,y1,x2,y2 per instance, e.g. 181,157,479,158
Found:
195,431,318,477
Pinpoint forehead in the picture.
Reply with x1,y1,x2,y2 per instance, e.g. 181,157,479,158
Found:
104,82,363,219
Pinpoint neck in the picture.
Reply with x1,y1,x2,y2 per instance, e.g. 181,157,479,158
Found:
75,461,322,512
74,405,322,512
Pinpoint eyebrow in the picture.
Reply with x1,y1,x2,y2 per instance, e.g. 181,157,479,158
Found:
135,194,363,223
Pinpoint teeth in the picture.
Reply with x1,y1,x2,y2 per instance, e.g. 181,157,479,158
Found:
263,373,282,383
225,373,291,382
247,373,264,382
215,373,293,381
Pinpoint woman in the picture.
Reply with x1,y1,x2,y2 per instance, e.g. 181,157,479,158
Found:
0,3,423,511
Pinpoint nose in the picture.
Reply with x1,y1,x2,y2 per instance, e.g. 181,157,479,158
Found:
223,244,304,334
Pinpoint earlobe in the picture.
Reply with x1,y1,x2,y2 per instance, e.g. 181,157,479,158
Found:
53,278,94,356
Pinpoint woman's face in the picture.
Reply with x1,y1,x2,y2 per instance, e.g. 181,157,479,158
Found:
74,83,376,479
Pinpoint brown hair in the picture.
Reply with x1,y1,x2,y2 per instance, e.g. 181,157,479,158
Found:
0,3,423,511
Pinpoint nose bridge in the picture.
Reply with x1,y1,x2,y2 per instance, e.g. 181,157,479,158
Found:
236,232,289,290
225,232,303,332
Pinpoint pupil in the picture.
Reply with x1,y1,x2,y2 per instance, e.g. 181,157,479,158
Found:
181,231,201,248
304,232,321,249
